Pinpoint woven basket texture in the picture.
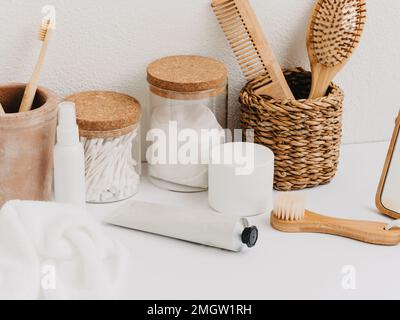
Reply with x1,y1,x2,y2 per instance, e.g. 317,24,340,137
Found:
240,68,344,191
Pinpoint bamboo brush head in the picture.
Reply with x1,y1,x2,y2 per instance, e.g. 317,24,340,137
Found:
38,19,51,42
273,193,306,221
211,0,272,82
308,0,366,68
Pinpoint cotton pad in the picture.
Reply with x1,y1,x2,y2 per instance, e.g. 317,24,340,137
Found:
148,104,225,190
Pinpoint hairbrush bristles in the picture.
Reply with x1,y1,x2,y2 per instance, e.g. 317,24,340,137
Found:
310,0,367,68
273,193,306,221
38,19,51,42
211,0,271,82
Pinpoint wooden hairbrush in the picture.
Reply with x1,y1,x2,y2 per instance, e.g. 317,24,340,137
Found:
307,0,367,99
19,19,52,112
211,0,294,100
271,193,400,246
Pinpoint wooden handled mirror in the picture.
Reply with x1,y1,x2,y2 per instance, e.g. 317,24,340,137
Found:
376,112,400,219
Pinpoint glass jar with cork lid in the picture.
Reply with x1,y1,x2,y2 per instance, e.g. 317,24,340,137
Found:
146,55,228,192
65,91,141,203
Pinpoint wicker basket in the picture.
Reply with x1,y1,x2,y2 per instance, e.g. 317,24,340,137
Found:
239,68,344,191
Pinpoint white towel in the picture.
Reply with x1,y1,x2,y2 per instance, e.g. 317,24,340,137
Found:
0,200,129,300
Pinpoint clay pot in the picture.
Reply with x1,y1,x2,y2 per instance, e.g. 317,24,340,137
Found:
0,84,59,206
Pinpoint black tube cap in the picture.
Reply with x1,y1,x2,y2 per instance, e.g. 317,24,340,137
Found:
241,226,258,248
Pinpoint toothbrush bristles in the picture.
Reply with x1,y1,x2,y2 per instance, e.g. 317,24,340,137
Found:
273,193,306,221
38,19,51,42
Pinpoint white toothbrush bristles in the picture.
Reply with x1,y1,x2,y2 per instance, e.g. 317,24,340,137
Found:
273,193,306,221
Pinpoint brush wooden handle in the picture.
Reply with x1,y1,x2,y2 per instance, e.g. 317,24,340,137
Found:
271,211,400,245
0,103,5,115
19,28,52,112
308,64,340,99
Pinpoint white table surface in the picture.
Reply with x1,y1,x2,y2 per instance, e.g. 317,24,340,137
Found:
88,141,400,300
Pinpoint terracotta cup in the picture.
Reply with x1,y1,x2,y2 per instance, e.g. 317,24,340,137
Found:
0,84,59,206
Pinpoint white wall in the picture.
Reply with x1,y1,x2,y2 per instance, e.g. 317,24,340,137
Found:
1,0,399,150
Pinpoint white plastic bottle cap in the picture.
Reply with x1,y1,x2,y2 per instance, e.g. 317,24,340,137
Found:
58,102,77,127
57,102,80,146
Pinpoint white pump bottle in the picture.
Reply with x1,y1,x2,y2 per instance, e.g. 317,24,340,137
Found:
54,102,86,208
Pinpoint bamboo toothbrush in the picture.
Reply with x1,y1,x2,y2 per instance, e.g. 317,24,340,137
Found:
307,0,367,99
19,19,52,112
211,0,294,100
271,193,400,246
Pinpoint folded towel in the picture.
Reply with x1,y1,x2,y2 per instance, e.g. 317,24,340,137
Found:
0,200,129,300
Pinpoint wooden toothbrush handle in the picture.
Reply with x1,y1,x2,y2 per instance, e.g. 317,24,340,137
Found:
19,30,51,113
271,211,400,245
19,82,39,113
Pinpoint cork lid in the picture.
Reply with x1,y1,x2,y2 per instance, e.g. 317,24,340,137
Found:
65,91,141,138
147,55,227,92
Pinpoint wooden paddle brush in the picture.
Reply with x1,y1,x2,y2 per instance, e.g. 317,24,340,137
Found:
19,19,53,112
211,0,294,100
271,193,400,246
307,0,367,99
